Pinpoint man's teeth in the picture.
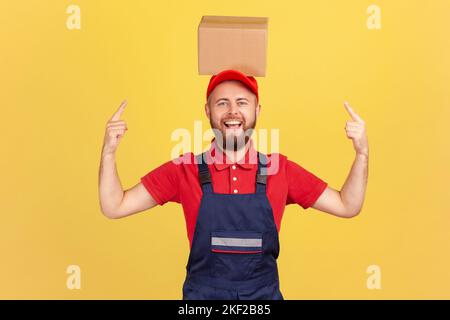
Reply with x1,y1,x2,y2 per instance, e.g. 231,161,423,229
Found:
224,120,242,125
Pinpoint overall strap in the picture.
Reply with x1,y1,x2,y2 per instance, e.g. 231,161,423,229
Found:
256,152,268,194
196,152,213,193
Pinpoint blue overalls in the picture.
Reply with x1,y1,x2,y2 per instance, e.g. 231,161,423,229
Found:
182,152,284,300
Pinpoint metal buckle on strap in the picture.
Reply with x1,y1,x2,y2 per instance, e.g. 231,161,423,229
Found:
256,174,267,185
199,170,211,184
256,152,268,185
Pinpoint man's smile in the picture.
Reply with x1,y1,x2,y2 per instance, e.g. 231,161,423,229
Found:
223,119,243,129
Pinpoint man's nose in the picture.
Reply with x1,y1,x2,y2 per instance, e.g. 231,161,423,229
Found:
228,102,239,115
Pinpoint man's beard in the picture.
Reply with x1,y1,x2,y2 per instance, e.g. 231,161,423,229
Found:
210,118,257,152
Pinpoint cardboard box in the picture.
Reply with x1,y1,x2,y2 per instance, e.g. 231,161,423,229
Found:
198,15,268,77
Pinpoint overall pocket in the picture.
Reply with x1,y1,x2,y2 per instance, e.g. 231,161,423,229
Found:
210,231,263,280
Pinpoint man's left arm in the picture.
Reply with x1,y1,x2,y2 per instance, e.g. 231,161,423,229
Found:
311,101,369,218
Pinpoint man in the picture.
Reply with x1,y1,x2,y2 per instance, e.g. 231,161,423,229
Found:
98,69,369,300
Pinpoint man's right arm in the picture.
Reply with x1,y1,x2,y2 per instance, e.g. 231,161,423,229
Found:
98,153,157,219
98,100,158,219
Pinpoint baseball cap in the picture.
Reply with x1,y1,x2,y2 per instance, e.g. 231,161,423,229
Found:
206,69,259,102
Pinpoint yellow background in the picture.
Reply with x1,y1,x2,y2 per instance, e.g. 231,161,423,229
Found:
1,0,449,299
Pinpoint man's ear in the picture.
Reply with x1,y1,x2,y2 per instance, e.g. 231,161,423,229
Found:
205,102,211,120
256,103,261,118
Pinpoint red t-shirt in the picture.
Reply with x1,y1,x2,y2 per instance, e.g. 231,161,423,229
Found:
140,141,328,248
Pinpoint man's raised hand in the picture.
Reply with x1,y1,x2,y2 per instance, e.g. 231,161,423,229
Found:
344,101,368,157
102,99,128,156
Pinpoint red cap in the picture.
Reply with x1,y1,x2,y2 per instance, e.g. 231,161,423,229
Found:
206,69,259,102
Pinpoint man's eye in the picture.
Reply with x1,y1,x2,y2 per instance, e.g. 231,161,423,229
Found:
238,101,248,105
218,102,225,106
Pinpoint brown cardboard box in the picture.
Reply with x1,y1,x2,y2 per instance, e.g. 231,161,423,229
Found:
198,15,268,76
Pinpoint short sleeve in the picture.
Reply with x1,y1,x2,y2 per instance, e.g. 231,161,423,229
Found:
286,159,328,209
140,160,181,205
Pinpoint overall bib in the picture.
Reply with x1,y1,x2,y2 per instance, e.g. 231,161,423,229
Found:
182,152,283,300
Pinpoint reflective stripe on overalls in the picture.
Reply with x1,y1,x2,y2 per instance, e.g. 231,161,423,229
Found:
182,152,284,300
